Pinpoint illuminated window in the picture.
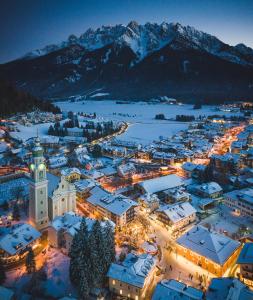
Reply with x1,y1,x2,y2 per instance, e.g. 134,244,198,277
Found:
135,296,139,300
120,290,122,295
112,280,115,285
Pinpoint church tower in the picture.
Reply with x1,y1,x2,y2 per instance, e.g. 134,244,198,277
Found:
29,136,49,230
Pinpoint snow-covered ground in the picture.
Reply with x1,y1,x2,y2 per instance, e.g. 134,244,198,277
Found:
10,101,242,145
57,101,242,145
5,248,77,299
10,123,53,142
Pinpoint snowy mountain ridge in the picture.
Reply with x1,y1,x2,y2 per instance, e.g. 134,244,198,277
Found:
23,21,253,66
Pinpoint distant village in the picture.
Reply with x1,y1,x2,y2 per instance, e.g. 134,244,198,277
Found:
1,102,253,300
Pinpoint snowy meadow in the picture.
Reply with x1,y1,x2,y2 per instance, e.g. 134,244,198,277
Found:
57,101,240,145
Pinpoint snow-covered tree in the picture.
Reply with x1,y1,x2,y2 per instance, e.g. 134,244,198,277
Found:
69,217,89,285
78,270,89,299
102,221,115,274
88,220,104,287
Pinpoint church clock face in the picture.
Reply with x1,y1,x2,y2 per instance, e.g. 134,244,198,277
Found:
38,163,45,171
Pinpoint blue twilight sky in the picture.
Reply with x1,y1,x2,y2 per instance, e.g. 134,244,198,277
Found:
0,0,253,63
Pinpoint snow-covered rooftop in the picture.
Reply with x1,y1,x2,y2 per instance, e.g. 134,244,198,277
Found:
61,167,81,177
107,253,156,288
206,277,253,300
47,172,61,198
237,243,253,264
138,174,184,194
177,225,241,265
87,186,137,216
159,202,196,224
0,223,41,256
74,179,96,192
152,279,204,300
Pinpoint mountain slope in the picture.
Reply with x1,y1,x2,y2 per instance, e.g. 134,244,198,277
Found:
1,21,253,102
0,80,60,117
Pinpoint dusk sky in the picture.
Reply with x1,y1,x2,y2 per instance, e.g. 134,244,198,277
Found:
1,0,253,63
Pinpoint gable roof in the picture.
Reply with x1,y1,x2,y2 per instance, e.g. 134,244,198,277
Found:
87,186,137,216
138,174,184,194
159,202,196,224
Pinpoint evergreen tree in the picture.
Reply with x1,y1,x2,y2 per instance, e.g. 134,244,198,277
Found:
103,221,115,274
89,221,104,287
26,247,36,274
0,258,6,284
48,125,54,135
12,202,20,221
69,218,90,288
69,231,81,285
78,271,89,299
92,144,102,158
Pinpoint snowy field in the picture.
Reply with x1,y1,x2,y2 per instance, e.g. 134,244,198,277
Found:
57,100,242,145
10,101,242,145
10,123,53,142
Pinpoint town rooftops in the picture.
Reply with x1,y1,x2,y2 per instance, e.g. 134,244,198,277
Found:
225,188,253,205
107,253,156,288
87,186,137,216
152,279,204,300
158,202,196,224
237,243,253,264
74,179,96,192
61,167,81,177
206,277,253,300
48,155,67,168
51,212,114,237
0,223,41,256
176,225,241,265
51,212,94,237
138,174,184,194
195,182,223,195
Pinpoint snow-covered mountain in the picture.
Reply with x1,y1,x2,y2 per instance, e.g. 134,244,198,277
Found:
24,21,253,66
1,21,253,102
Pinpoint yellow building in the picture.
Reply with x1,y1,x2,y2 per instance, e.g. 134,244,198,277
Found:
61,167,81,182
176,225,241,276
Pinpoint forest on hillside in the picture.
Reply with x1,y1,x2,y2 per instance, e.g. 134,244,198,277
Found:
0,80,60,116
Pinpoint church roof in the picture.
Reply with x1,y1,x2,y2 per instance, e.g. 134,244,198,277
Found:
47,172,61,197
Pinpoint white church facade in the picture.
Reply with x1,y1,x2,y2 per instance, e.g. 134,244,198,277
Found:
29,137,76,231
